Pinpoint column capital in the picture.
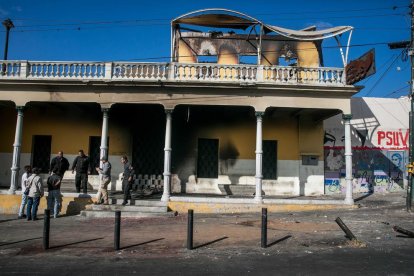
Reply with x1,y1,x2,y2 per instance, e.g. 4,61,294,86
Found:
101,107,110,113
255,111,264,117
342,114,352,121
16,106,25,112
165,109,174,114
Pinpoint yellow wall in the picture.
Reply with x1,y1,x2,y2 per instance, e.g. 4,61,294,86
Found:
0,105,323,162
0,105,130,156
299,118,324,160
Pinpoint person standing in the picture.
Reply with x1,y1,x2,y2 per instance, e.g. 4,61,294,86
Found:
95,157,112,205
49,151,70,178
26,167,44,221
121,156,135,206
71,149,90,193
47,167,62,218
18,165,31,219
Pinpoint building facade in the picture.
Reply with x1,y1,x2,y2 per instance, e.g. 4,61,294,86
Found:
0,9,361,204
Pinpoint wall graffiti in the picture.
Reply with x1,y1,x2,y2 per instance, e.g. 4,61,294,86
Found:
324,128,407,194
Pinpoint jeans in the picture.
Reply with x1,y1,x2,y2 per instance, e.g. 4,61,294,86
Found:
75,173,88,193
18,194,28,217
122,179,132,202
47,190,62,218
26,197,40,220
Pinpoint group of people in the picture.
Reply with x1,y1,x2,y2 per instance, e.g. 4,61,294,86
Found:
18,150,136,220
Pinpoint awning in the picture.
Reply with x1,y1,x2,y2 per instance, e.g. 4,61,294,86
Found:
264,25,354,41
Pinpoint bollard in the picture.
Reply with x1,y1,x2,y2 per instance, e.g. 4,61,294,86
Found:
43,209,50,250
261,208,267,248
335,217,357,241
393,226,414,237
187,209,194,250
114,211,121,250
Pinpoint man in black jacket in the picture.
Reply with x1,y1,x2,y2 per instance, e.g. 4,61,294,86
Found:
49,151,70,178
71,149,91,193
121,156,135,205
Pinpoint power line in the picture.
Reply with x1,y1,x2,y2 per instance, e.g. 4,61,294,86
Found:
383,84,410,97
364,51,404,97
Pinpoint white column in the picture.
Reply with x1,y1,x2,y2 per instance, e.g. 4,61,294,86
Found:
343,114,354,205
254,112,264,203
100,108,109,160
161,109,173,202
9,106,24,194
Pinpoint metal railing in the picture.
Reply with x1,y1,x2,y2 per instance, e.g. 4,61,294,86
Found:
0,60,346,86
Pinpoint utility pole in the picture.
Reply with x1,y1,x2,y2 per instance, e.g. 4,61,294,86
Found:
2,18,14,60
389,1,413,211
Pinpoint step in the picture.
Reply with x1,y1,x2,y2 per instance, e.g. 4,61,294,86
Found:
80,210,171,218
85,204,168,213
218,184,256,196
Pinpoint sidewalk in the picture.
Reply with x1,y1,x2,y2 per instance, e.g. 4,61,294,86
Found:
0,191,413,275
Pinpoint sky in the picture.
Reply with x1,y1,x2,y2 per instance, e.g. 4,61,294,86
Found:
0,0,410,98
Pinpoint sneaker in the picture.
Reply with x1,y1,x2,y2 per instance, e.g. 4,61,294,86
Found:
122,201,128,206
22,214,27,218
103,202,109,205
27,217,32,221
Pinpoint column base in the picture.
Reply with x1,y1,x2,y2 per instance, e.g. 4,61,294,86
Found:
344,197,354,205
8,188,16,195
161,193,170,202
254,196,263,204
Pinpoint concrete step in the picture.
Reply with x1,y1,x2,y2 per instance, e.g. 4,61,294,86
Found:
85,204,168,213
218,184,256,196
80,199,169,218
80,210,171,218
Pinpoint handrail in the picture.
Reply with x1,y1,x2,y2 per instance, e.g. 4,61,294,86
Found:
0,60,346,86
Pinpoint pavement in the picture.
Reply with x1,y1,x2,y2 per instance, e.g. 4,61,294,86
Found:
0,192,413,275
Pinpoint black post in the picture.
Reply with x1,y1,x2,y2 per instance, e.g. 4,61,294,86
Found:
187,209,193,250
43,209,50,250
114,211,121,250
2,19,14,61
335,217,357,240
393,225,414,237
261,208,267,248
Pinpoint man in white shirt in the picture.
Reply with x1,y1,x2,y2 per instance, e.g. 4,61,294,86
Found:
18,165,31,219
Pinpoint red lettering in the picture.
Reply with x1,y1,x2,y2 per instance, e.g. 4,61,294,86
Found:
393,132,400,146
378,131,385,145
386,132,393,145
400,130,409,146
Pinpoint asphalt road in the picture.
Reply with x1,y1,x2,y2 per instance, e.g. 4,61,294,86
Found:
0,192,413,275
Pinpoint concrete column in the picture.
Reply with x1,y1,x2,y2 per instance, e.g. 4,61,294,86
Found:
254,112,264,203
9,106,24,194
343,114,354,205
161,109,173,202
100,108,110,160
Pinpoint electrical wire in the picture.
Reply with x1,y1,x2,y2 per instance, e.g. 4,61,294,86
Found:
364,51,404,97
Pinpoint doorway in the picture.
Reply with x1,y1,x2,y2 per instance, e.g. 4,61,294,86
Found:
197,138,219,178
31,135,52,173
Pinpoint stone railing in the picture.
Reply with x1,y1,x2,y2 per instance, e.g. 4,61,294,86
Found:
0,60,346,86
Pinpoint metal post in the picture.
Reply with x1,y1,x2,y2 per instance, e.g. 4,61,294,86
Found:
335,217,357,241
261,208,267,248
114,211,121,250
43,209,50,250
187,209,193,250
2,19,14,61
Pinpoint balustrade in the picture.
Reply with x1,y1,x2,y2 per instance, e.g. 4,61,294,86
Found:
0,60,346,86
